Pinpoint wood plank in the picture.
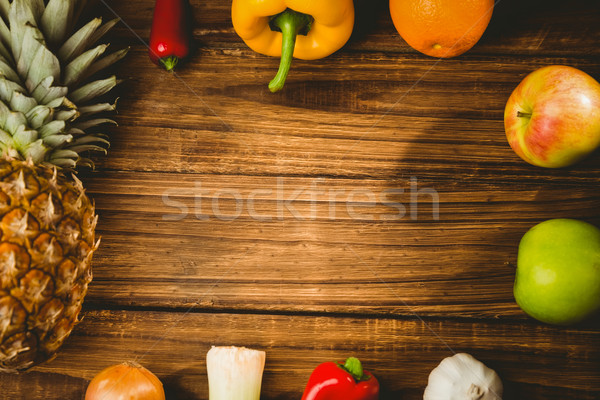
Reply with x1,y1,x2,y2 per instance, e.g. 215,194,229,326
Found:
2,310,597,399
73,171,600,318
90,45,600,182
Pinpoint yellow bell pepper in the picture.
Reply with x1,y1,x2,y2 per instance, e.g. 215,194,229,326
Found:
231,0,354,92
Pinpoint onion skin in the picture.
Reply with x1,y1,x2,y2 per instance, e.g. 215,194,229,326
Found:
85,362,166,400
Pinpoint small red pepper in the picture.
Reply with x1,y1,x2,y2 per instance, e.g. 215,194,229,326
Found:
149,0,192,71
301,357,380,400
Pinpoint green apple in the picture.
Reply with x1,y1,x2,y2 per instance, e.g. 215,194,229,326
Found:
514,218,600,325
504,65,600,168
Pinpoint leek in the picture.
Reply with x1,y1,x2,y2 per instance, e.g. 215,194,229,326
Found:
206,346,266,400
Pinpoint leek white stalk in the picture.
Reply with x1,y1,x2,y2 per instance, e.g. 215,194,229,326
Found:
206,346,266,400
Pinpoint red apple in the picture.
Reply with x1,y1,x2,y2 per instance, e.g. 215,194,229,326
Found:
504,65,600,168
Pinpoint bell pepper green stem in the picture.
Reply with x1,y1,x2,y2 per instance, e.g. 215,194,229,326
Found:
342,357,364,381
159,55,179,72
268,9,312,92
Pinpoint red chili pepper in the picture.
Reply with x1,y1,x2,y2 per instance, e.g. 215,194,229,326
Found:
301,357,380,400
149,0,192,71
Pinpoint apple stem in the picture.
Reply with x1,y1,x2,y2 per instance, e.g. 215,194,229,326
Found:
517,111,532,118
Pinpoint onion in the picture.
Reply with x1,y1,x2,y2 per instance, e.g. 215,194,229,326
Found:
85,361,166,400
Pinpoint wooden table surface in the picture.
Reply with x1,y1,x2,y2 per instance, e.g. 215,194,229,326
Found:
3,0,600,398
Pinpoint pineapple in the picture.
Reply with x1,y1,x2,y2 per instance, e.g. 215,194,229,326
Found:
0,0,126,371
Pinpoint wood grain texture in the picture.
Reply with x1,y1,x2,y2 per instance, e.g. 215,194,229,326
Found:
2,310,597,400
75,172,600,318
2,0,600,398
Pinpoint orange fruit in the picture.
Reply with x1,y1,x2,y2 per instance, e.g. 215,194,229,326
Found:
389,0,494,58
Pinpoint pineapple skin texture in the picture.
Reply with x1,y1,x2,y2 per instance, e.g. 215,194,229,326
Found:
0,0,127,372
0,159,97,372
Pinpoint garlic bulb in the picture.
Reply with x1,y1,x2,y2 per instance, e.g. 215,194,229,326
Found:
423,353,503,400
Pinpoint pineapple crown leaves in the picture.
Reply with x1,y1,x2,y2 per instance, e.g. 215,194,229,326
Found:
0,0,128,169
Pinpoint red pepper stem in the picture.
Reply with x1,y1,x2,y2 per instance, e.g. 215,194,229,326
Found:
159,55,179,72
343,357,364,381
268,9,312,92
